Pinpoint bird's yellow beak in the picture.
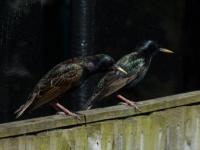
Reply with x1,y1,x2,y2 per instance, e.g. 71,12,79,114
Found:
159,48,174,54
115,66,128,74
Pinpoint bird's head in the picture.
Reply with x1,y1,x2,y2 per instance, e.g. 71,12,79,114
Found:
85,54,127,74
85,54,115,73
137,40,173,58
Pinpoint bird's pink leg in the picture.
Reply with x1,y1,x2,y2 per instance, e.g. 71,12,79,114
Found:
49,102,80,119
49,103,60,112
116,94,141,111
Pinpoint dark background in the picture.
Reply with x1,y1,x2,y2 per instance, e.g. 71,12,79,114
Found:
0,0,199,123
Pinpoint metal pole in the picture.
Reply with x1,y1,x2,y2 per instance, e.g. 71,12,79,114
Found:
71,0,96,56
70,0,97,109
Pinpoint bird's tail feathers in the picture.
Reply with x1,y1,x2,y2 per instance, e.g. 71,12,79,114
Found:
81,94,99,110
81,99,93,110
15,94,36,118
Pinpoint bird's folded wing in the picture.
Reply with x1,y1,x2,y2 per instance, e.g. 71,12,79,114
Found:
83,71,130,109
31,63,83,110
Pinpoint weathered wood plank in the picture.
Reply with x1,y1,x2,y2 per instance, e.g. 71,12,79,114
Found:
101,121,115,150
1,104,200,149
0,90,200,138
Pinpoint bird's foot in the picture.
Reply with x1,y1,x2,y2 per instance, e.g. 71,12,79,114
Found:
58,108,81,120
56,111,65,115
65,111,81,120
50,102,81,120
116,94,141,112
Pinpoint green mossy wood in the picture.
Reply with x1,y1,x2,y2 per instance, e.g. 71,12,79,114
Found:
0,90,200,149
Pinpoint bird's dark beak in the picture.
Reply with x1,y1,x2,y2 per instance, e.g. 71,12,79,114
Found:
159,48,174,54
113,66,128,74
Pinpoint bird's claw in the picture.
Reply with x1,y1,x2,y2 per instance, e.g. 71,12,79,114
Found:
121,102,141,112
116,94,141,112
71,112,81,120
56,111,81,120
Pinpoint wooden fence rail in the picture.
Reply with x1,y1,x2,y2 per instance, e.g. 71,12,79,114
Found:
1,90,200,150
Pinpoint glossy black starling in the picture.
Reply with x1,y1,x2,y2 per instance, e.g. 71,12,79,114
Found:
83,40,173,110
15,54,126,118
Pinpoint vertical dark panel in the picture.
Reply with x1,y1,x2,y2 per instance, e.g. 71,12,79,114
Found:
43,0,71,70
0,0,44,123
182,0,200,90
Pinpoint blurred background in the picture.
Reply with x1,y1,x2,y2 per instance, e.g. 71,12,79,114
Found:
0,0,199,123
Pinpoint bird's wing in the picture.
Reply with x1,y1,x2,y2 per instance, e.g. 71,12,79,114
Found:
125,65,149,88
31,63,83,109
15,63,83,118
82,70,134,109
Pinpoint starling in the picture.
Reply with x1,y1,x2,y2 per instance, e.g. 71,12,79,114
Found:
15,54,126,118
82,40,173,110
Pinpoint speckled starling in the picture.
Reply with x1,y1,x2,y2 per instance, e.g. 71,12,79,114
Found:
83,40,173,110
15,54,126,118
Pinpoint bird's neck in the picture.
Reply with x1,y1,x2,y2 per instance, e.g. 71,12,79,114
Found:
134,52,153,68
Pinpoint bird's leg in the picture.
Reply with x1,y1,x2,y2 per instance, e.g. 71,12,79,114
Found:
116,94,141,111
49,102,80,119
49,103,60,112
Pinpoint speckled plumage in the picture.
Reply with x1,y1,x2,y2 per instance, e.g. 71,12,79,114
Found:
83,40,171,109
15,54,115,118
